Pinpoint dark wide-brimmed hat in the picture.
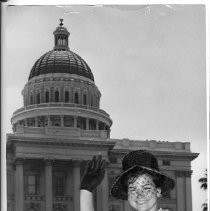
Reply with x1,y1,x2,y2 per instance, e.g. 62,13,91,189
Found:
110,150,175,200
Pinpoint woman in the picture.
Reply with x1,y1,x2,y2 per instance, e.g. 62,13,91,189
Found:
80,150,175,211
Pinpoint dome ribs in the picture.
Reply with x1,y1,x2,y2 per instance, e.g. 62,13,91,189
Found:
28,50,94,82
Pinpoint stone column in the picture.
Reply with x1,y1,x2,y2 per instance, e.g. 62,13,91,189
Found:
41,87,44,103
96,120,99,131
51,87,54,102
45,159,53,211
176,171,185,211
74,116,77,128
35,117,38,127
60,87,64,102
185,171,192,211
61,115,64,127
24,119,27,126
47,116,50,126
15,157,24,211
73,160,80,211
86,118,89,130
101,167,109,211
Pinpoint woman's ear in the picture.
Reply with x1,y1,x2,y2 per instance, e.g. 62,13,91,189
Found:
156,188,162,197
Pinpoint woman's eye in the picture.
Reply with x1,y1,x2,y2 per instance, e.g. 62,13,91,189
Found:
128,187,136,191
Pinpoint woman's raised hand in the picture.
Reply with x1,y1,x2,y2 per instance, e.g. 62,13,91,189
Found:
80,155,106,192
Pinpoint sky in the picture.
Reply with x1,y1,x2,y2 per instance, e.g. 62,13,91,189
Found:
2,4,207,211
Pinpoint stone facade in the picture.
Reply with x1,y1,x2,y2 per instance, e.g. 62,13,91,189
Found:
6,20,198,211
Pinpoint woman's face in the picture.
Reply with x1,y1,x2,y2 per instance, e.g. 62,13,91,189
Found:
127,173,159,211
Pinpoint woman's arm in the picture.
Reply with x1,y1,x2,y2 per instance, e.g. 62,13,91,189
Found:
80,190,94,211
80,155,106,211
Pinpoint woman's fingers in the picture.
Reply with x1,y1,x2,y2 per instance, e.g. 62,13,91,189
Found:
89,155,106,172
100,160,106,170
95,155,102,170
91,155,97,169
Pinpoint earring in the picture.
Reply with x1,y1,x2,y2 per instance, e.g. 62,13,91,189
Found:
157,189,162,197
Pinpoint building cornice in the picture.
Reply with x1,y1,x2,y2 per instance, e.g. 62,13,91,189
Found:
7,135,116,150
109,148,199,161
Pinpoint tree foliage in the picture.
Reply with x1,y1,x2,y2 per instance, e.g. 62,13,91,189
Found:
198,169,208,211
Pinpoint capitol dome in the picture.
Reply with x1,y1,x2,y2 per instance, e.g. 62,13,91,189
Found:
11,19,112,139
28,19,94,81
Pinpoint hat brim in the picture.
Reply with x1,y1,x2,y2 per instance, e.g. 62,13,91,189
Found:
110,165,175,200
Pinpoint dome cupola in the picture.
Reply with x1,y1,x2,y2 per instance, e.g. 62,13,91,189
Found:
53,19,70,51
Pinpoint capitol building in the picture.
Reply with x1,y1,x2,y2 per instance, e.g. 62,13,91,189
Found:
7,20,198,211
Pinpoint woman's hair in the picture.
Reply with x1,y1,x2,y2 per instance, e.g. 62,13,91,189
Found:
121,169,161,192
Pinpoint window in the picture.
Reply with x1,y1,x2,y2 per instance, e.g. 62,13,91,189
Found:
55,91,59,102
25,174,39,195
53,172,66,196
64,116,74,127
77,117,86,129
74,92,79,104
19,120,25,126
162,160,170,166
83,94,87,105
65,91,69,103
99,122,105,130
27,118,35,127
45,91,49,103
37,116,45,127
50,116,61,126
89,119,96,130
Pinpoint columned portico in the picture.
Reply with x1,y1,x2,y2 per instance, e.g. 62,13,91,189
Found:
45,158,53,211
15,158,24,211
73,160,81,211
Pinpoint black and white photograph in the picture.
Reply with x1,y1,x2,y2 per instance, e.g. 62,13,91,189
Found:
2,2,208,211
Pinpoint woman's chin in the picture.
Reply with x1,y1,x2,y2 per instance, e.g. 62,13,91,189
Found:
129,199,157,211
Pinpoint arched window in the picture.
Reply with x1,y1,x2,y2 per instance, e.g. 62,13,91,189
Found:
55,91,59,102
74,92,79,104
45,91,49,103
36,93,40,104
65,91,69,103
83,94,87,105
